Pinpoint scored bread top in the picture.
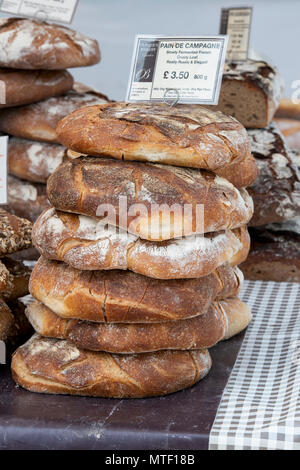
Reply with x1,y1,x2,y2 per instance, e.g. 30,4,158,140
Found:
47,157,254,241
29,256,243,322
0,209,32,256
0,18,100,69
55,102,254,183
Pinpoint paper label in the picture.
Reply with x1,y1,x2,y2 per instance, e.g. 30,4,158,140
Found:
126,35,228,105
220,7,252,61
0,0,78,24
0,136,8,205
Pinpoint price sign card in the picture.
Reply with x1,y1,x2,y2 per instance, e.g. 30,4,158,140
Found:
126,35,228,105
220,7,252,61
0,136,8,205
0,0,78,24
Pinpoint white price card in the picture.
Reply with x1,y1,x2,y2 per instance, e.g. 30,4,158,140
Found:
0,136,8,205
126,35,228,105
0,0,78,24
220,7,253,62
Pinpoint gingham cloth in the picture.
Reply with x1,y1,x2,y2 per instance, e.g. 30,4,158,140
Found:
209,281,300,450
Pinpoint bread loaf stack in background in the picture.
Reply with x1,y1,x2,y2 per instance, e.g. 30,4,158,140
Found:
209,59,300,282
12,103,257,398
0,18,108,227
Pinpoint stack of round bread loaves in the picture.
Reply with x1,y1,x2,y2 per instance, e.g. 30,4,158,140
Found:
0,18,108,223
12,102,258,398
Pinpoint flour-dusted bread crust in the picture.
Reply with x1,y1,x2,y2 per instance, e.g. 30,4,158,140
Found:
32,208,250,279
11,334,211,398
7,176,50,223
1,257,30,301
8,138,66,183
209,60,284,128
29,257,243,322
241,225,300,282
0,18,100,69
55,102,256,188
0,68,73,108
0,83,109,143
247,123,300,226
47,157,254,241
26,297,250,353
0,209,32,256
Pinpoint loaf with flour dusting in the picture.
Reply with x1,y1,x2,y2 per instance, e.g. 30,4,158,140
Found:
55,102,257,188
26,298,251,353
0,68,73,108
0,18,100,69
6,176,50,222
0,83,109,143
12,334,211,398
29,257,243,322
247,123,300,226
32,208,250,279
8,138,66,183
47,157,254,241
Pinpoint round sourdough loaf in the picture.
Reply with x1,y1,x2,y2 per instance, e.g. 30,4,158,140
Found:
29,257,243,322
0,69,73,108
55,102,257,188
6,176,50,222
0,209,32,256
0,84,109,143
11,334,212,398
0,18,100,69
32,208,250,279
8,138,66,183
26,298,251,353
47,157,254,241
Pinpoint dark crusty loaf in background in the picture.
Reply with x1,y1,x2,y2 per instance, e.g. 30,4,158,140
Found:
208,60,284,128
6,176,50,222
0,18,100,69
29,257,243,322
247,123,300,226
11,334,211,398
1,257,30,302
55,102,257,188
0,298,32,346
241,220,300,282
0,83,109,143
8,138,66,184
32,208,250,278
47,157,253,241
0,209,32,256
0,68,73,108
26,297,251,353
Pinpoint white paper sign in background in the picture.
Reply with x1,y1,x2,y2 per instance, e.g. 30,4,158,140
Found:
0,136,8,205
0,0,78,23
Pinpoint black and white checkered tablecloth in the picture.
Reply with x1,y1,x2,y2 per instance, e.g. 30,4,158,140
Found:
209,281,300,450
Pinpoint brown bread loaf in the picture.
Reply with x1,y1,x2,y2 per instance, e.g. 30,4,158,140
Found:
55,101,256,188
47,157,254,241
0,68,73,108
26,297,251,353
0,209,32,256
0,260,12,297
0,18,100,69
32,208,250,279
11,334,212,398
1,257,30,301
29,257,243,322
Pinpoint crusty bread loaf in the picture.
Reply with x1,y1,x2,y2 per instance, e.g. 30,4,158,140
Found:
0,298,14,341
0,18,100,69
0,298,31,345
0,209,32,256
0,68,73,108
1,257,30,301
33,208,250,278
0,259,12,297
47,157,254,241
26,297,250,353
208,60,284,128
55,102,256,188
6,176,50,222
8,138,66,183
29,257,243,322
0,84,109,143
241,225,300,282
11,334,211,398
247,123,300,226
